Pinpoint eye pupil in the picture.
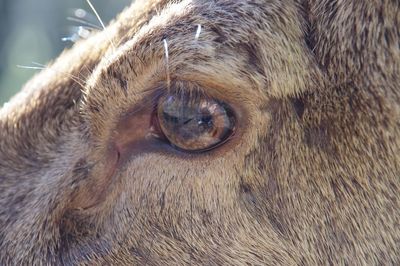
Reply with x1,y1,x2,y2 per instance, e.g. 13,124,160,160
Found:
156,93,235,152
198,115,213,127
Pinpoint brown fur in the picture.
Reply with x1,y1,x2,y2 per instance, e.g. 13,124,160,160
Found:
0,0,399,264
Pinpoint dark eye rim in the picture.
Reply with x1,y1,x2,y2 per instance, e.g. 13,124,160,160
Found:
150,95,237,154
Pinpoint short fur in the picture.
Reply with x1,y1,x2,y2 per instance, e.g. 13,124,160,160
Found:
0,0,399,265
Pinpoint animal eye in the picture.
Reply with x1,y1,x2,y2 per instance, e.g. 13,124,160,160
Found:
154,93,235,152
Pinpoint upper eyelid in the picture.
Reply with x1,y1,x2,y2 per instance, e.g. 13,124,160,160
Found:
142,81,209,104
118,76,239,121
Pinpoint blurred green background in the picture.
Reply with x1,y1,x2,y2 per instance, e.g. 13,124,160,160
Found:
0,0,132,105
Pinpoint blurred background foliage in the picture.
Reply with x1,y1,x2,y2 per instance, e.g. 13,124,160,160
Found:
0,0,131,105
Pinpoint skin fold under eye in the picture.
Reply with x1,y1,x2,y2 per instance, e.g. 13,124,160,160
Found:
153,92,236,152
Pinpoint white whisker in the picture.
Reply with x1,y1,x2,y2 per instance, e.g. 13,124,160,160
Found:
62,36,78,42
85,0,116,50
16,65,44,71
67,16,103,30
195,24,202,41
31,62,50,68
163,39,171,90
17,62,87,88
85,0,106,30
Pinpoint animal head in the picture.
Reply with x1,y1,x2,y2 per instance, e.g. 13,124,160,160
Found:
0,0,399,264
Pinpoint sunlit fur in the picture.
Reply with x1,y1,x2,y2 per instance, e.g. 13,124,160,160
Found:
0,0,399,264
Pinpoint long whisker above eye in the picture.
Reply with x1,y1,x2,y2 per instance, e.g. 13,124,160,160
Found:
66,17,103,31
163,39,171,91
85,0,106,31
195,24,202,41
85,0,116,51
31,62,90,85
17,63,88,89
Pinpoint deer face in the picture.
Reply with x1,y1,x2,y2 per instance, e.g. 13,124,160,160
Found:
0,0,399,265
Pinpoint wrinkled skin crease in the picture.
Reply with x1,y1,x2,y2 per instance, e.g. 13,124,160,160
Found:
0,0,399,265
